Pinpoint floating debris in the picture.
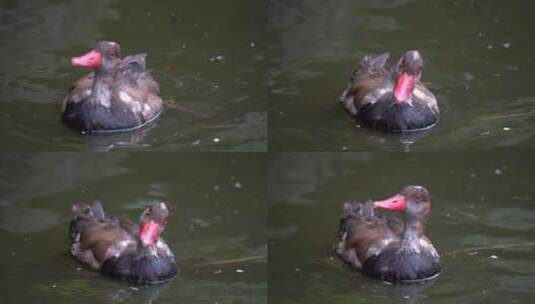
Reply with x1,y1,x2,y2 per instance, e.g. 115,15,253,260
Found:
192,140,201,145
494,168,503,176
463,72,475,81
502,42,511,49
213,185,219,191
490,255,498,260
129,286,139,291
236,269,245,273
234,181,243,189
213,138,220,143
250,42,256,48
210,55,224,63
191,218,211,228
213,270,222,274
503,127,511,131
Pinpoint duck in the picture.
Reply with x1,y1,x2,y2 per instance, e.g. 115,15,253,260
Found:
69,201,177,284
61,41,163,133
340,50,439,132
336,185,441,283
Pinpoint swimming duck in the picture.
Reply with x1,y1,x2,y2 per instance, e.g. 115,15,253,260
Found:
336,185,441,283
61,41,162,133
340,51,439,132
69,201,177,283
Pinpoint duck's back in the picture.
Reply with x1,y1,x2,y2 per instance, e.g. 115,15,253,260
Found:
113,54,162,123
336,202,401,269
69,202,133,269
341,53,393,115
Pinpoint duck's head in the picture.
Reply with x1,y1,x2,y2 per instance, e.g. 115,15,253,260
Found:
138,202,170,248
393,50,424,103
373,185,431,222
71,41,121,71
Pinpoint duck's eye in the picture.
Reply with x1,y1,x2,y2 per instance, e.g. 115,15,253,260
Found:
108,51,116,58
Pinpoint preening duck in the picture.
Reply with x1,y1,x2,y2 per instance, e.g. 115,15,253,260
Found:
336,186,441,283
340,51,439,132
69,202,177,284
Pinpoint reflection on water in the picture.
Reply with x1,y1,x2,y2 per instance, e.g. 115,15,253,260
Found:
269,151,535,304
0,153,267,303
268,0,535,151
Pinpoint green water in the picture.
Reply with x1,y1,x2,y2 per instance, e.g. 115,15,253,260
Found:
1,0,535,303
269,151,535,304
0,0,267,151
268,0,535,151
0,153,267,303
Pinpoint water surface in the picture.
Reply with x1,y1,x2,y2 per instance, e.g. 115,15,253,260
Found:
0,0,267,151
268,0,535,151
0,153,267,303
269,151,535,303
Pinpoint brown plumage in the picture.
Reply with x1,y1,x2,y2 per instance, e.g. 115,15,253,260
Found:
336,186,441,283
61,41,163,133
69,202,177,284
340,51,439,132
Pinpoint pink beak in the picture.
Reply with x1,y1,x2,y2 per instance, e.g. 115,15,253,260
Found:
71,50,102,68
138,220,161,247
393,72,415,103
374,194,407,211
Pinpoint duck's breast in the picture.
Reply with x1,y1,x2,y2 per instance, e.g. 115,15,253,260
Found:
362,244,442,283
100,249,177,283
354,96,438,132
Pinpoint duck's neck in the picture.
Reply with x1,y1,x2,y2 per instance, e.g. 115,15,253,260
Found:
90,68,113,108
137,242,158,257
401,219,424,252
